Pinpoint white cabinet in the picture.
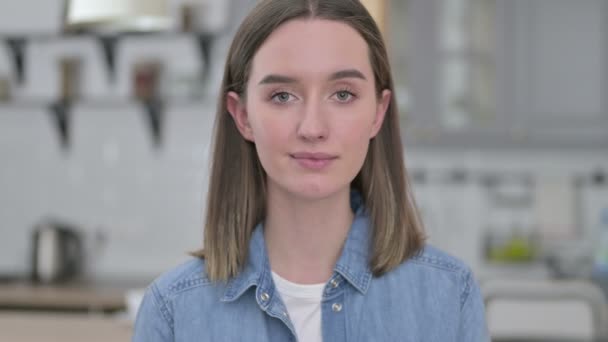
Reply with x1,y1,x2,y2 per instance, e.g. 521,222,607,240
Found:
397,0,608,148
503,0,608,147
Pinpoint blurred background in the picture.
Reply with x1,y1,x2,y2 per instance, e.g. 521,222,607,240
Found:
0,0,607,341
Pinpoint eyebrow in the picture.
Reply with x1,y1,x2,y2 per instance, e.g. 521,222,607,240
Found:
329,69,367,81
258,69,367,85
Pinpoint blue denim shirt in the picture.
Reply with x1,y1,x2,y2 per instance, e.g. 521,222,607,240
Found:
133,195,489,341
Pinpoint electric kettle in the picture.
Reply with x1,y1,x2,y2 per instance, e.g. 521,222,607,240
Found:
31,219,83,283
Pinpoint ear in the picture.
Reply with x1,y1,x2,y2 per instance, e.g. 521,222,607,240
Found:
370,89,391,138
226,91,254,142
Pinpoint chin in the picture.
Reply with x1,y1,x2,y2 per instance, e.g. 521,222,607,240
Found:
286,179,349,201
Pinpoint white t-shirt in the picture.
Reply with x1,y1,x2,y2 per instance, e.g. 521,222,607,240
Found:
271,271,325,342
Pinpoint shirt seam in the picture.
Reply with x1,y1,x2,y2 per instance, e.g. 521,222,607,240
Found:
409,256,463,273
151,282,176,331
168,275,213,295
460,269,473,309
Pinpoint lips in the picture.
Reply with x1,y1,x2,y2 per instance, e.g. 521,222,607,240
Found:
290,152,337,170
291,152,337,160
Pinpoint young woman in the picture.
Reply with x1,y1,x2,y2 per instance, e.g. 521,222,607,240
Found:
133,1,489,341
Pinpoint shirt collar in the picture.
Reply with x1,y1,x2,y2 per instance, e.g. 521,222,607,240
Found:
220,225,270,302
333,193,373,294
221,190,372,302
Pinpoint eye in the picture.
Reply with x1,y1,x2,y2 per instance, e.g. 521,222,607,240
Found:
333,90,356,103
271,92,295,103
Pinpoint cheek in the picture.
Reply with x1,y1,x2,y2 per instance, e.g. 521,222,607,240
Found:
337,106,378,165
246,101,285,143
251,116,288,147
348,134,372,165
335,120,372,166
247,111,291,169
337,104,377,144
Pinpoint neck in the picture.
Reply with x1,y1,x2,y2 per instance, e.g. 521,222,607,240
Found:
264,185,354,284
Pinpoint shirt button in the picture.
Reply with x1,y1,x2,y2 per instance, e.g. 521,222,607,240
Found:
260,292,270,302
332,303,342,312
330,278,340,288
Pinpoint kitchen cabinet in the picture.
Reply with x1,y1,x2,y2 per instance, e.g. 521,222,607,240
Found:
503,0,608,148
0,312,132,342
0,0,63,35
396,0,608,149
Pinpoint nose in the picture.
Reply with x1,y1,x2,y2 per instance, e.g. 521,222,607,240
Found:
296,100,328,142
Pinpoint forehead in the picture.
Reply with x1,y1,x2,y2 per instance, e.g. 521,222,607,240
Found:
249,18,372,82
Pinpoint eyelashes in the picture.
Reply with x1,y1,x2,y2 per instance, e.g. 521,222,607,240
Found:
332,88,356,103
268,87,358,105
269,91,296,104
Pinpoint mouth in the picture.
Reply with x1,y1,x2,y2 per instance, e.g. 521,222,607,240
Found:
290,152,338,170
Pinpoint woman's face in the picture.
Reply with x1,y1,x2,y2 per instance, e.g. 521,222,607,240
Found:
227,18,391,200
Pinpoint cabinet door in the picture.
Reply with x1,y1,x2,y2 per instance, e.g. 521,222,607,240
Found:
396,0,608,149
399,0,507,148
503,0,608,148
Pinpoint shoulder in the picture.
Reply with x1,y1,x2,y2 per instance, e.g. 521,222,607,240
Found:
407,246,489,338
409,244,472,275
391,244,479,306
134,258,213,335
149,257,213,300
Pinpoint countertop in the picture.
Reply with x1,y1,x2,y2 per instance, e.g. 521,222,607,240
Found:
0,278,150,341
0,277,150,312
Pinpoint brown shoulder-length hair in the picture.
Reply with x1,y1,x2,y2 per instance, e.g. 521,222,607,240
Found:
194,0,426,282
